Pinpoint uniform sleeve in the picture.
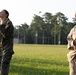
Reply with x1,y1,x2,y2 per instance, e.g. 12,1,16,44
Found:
0,24,6,38
0,21,14,38
5,22,14,38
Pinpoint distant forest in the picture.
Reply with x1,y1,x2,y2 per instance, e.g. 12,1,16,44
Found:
14,12,76,44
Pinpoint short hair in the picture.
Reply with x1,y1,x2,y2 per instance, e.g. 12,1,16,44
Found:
3,9,9,18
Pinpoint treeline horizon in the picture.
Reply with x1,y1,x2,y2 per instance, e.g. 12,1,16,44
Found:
14,11,76,44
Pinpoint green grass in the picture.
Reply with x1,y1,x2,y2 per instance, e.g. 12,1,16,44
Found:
9,44,69,75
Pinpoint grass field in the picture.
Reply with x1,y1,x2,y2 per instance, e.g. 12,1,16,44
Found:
9,44,69,75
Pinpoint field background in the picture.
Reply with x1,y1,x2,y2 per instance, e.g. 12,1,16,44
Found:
9,44,69,75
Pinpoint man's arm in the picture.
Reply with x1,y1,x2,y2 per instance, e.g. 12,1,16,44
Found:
0,24,6,38
0,21,14,38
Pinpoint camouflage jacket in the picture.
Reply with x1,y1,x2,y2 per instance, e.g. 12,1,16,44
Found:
0,18,14,54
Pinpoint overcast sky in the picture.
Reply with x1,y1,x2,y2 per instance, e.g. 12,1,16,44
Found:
0,0,76,26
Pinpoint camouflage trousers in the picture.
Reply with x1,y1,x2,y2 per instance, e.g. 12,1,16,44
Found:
0,47,12,75
67,51,76,75
0,47,2,70
1,52,12,75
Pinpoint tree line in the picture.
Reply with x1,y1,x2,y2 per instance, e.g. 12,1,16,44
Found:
14,12,76,44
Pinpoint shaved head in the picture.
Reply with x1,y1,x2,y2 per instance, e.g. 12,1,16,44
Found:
0,9,9,19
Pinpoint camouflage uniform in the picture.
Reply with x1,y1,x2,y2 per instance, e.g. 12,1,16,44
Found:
0,34,3,71
0,18,14,75
0,43,2,70
67,51,76,75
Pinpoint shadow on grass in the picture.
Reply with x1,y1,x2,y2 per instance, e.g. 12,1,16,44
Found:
10,65,68,75
9,58,69,75
12,58,68,66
